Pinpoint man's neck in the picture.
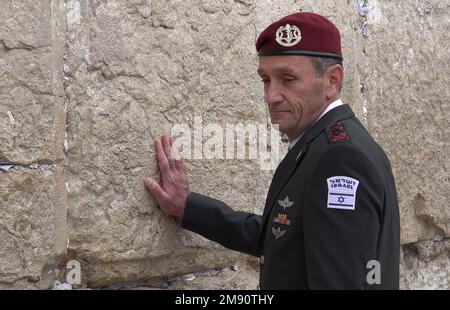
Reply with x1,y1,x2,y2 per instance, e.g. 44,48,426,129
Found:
288,98,343,148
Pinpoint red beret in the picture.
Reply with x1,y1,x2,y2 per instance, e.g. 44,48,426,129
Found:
256,12,343,61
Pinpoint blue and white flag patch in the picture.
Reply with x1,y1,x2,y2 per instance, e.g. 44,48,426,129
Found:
327,176,359,210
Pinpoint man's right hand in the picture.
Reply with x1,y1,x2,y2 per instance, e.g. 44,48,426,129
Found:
144,134,189,219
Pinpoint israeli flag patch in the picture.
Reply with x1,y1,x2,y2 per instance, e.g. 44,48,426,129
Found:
327,176,359,210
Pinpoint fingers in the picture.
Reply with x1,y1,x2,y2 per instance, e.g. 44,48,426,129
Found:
162,135,176,169
154,134,188,176
144,177,167,205
155,139,171,177
174,144,187,174
170,137,187,173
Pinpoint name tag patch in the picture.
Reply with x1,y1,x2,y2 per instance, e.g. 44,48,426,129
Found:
327,176,359,210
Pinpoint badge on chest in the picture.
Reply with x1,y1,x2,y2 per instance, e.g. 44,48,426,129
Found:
271,195,294,239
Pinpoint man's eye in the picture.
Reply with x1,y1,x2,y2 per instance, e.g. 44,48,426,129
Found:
283,77,295,83
261,79,269,84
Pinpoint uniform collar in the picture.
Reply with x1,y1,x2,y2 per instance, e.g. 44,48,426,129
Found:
287,102,355,159
289,98,344,150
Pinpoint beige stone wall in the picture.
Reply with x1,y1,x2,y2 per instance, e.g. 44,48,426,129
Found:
0,0,67,289
0,0,448,289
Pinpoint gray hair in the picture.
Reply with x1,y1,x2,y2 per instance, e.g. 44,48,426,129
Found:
310,57,343,77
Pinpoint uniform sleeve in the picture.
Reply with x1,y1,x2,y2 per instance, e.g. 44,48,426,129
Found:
303,143,384,289
181,192,262,257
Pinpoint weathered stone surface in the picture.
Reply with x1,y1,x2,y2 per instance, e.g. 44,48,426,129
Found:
0,0,67,289
108,260,259,290
401,239,450,289
0,167,67,289
360,0,450,243
0,0,66,164
164,258,259,290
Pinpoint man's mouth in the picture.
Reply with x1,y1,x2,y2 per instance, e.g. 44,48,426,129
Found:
271,110,291,114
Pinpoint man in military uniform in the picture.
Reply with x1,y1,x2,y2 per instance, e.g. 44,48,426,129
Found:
144,12,400,289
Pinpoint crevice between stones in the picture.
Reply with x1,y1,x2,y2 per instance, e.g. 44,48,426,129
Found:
355,0,371,127
0,160,64,172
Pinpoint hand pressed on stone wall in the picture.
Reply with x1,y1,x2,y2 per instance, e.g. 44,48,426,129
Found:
144,134,189,219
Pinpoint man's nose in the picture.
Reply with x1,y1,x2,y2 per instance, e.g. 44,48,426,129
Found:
264,83,283,106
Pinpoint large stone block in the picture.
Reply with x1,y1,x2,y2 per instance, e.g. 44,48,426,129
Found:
0,0,65,164
0,0,68,289
0,167,67,289
360,0,450,243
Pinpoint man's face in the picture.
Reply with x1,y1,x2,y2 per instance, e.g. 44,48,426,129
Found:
257,55,329,140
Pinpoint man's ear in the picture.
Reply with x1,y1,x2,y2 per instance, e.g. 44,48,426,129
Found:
326,64,344,100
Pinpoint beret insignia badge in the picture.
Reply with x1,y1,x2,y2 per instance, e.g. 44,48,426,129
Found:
275,24,302,47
